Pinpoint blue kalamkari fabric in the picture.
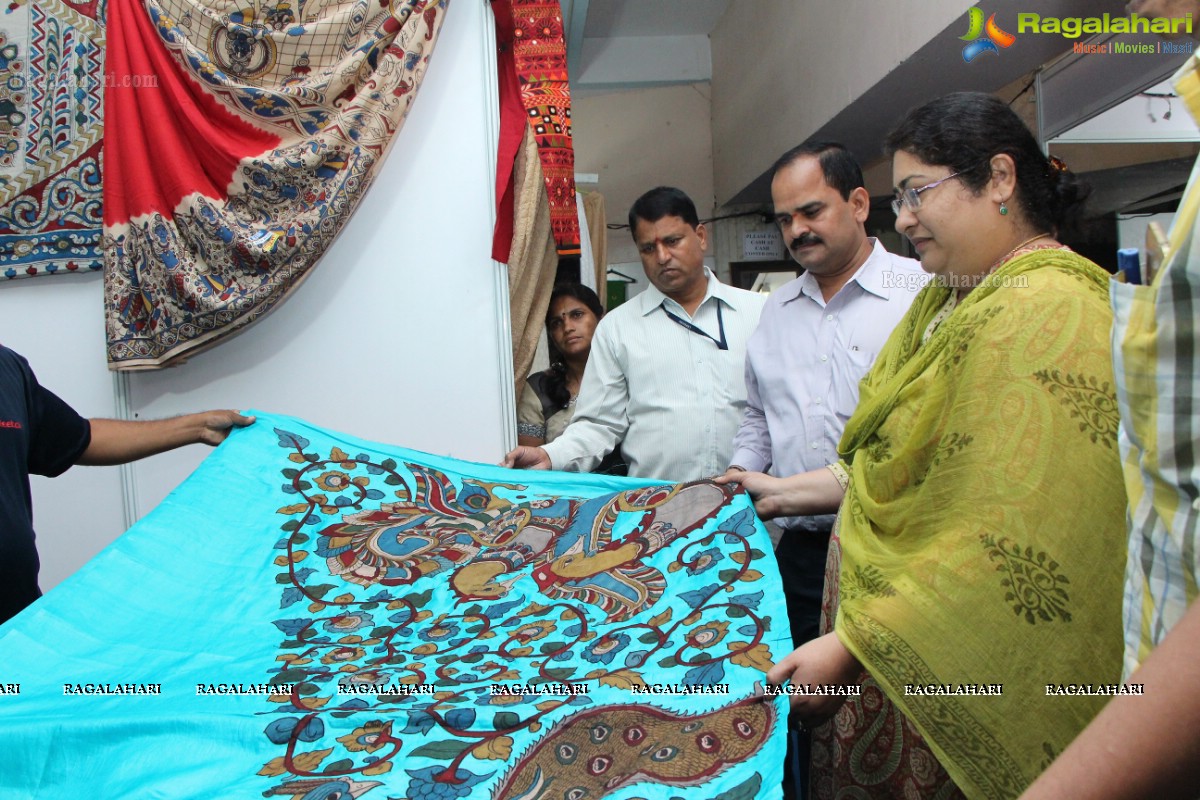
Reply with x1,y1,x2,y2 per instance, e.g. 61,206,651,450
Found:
0,411,788,798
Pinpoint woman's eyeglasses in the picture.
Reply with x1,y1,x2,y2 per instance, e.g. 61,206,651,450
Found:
891,171,962,216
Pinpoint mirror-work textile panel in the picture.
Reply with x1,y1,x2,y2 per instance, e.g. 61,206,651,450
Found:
0,412,787,799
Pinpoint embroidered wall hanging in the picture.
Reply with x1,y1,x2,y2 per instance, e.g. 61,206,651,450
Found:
491,0,579,260
0,0,104,280
103,0,446,369
0,412,788,798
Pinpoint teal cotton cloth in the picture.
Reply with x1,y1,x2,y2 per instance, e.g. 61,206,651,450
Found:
0,412,788,798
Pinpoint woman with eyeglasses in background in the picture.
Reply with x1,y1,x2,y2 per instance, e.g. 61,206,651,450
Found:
727,92,1127,799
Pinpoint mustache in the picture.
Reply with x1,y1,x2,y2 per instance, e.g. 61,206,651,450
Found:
789,234,822,250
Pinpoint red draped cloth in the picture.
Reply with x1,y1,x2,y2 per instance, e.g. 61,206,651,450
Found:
491,0,579,261
104,0,447,369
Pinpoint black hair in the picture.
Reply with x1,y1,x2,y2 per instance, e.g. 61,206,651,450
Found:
627,187,700,234
770,140,865,201
885,91,1089,236
543,283,604,409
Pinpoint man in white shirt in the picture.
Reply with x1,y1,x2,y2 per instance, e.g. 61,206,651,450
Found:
503,187,765,481
720,142,922,800
726,142,923,649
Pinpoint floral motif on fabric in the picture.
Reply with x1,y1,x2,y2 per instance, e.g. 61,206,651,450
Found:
0,0,104,279
104,0,448,368
811,678,968,800
256,426,786,798
1051,264,1110,299
0,31,26,173
839,613,1027,798
933,305,1005,374
979,533,1072,624
931,432,973,466
815,526,966,800
1032,368,1120,449
104,138,369,360
914,432,975,487
841,565,897,603
864,433,893,466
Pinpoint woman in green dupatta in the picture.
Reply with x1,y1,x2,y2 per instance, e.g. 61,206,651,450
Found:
731,93,1127,799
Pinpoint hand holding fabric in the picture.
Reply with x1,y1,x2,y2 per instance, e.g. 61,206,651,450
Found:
501,445,551,470
79,411,256,466
767,632,863,724
195,410,257,446
715,467,843,519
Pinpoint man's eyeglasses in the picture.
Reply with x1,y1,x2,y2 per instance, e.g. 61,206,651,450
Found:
891,171,961,216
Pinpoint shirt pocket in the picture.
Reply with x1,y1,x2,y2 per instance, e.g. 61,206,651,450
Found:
832,346,879,421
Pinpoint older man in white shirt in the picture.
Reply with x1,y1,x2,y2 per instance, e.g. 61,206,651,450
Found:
503,187,765,481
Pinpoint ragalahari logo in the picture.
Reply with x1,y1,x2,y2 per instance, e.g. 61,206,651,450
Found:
960,8,1016,62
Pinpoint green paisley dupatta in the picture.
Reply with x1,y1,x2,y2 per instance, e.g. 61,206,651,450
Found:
834,249,1127,799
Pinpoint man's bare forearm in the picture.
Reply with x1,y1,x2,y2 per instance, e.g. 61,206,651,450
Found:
77,411,255,466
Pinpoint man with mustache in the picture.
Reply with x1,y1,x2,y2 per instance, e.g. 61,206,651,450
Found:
503,187,765,481
721,143,919,800
725,142,921,654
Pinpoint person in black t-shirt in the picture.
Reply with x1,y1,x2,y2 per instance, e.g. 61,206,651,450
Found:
0,345,254,624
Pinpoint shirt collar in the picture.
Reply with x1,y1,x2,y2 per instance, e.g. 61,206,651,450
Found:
639,267,737,316
784,238,895,305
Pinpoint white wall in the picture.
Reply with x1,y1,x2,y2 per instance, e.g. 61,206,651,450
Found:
1,0,510,589
0,272,126,589
572,83,716,266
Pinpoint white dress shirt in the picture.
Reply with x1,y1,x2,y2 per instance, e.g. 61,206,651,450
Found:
544,268,766,481
729,239,924,529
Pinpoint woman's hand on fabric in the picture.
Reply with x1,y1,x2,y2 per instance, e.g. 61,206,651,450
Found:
714,470,791,519
766,632,863,724
715,467,845,519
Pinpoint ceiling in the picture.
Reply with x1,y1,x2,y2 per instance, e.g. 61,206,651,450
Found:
563,1,1196,211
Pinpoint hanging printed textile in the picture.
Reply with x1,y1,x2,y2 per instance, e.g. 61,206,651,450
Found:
492,0,579,260
0,412,788,797
0,0,104,279
103,0,447,369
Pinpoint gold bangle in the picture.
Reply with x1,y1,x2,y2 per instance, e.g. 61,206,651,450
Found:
827,461,850,492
